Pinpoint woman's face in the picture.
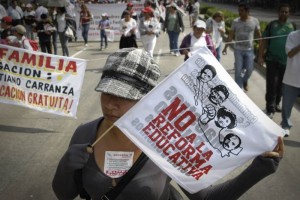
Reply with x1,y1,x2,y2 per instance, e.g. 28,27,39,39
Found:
214,16,222,23
124,14,131,21
193,27,205,39
101,93,137,124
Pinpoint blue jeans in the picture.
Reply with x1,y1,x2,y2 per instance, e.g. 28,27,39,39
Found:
100,29,107,47
215,44,222,61
81,23,90,44
167,31,179,53
281,83,300,129
234,49,254,88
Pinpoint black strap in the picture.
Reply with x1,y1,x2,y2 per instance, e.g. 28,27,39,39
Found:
101,152,148,200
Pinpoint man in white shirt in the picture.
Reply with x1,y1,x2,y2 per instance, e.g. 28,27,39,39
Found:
7,0,24,26
281,30,300,137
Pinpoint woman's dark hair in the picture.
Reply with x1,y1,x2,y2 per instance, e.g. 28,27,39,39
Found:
200,64,217,79
57,7,66,14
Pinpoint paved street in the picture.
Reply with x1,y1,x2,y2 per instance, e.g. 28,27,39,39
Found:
0,3,300,200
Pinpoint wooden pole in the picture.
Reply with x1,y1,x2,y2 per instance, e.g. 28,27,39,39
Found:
86,124,115,154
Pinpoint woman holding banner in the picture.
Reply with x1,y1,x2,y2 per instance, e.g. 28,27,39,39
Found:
52,48,283,200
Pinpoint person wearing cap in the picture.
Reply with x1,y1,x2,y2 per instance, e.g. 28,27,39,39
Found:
24,3,36,40
36,13,56,54
52,48,283,200
206,11,226,61
98,13,110,50
11,24,33,51
138,0,153,20
1,16,13,40
179,20,216,61
7,0,24,26
119,10,138,49
164,2,184,56
139,6,160,57
121,2,134,19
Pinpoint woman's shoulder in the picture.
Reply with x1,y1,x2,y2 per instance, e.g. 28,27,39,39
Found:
71,118,103,145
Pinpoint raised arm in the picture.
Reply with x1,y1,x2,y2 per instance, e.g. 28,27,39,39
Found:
184,137,283,200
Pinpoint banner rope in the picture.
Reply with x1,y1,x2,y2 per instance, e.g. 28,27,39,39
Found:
81,34,288,62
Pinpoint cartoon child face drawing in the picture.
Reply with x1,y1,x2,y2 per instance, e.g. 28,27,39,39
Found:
197,65,216,83
208,85,229,105
215,107,237,129
222,133,241,151
194,65,217,106
218,116,231,128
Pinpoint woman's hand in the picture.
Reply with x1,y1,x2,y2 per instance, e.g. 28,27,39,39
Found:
62,143,91,172
262,137,284,158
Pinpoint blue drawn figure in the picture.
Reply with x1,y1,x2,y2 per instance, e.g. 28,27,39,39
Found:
199,85,229,124
193,65,217,106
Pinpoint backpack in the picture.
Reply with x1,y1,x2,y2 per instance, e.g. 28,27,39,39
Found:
22,38,39,51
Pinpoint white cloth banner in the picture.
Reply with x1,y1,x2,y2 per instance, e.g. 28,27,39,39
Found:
0,44,86,118
115,47,284,193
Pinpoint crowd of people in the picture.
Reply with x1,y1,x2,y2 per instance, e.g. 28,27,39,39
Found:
0,0,78,55
1,1,298,131
48,1,296,200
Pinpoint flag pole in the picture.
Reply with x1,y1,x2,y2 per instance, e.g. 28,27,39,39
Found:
86,124,115,153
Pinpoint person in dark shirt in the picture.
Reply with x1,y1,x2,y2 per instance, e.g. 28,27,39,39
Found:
0,16,13,40
36,13,56,54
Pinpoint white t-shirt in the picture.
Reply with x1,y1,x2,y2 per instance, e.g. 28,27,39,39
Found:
56,13,67,33
206,18,225,48
190,33,206,56
120,18,137,37
21,36,33,51
283,30,300,88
